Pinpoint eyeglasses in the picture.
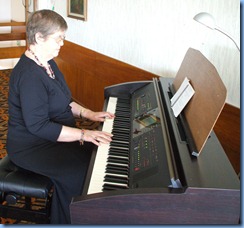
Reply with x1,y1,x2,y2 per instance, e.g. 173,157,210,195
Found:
48,35,66,44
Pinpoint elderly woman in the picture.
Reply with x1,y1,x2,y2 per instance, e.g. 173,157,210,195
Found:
6,9,114,224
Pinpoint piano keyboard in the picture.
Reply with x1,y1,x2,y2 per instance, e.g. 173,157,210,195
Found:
87,97,131,194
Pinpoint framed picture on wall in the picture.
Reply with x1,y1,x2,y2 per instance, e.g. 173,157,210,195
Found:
67,0,87,21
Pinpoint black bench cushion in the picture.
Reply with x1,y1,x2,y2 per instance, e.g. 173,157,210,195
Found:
0,155,53,199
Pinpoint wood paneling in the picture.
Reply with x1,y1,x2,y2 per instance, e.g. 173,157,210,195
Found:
0,46,26,59
214,104,240,174
0,21,26,60
55,40,240,174
55,40,158,111
0,22,25,27
0,32,26,41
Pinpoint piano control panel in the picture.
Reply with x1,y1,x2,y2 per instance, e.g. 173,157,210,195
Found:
132,128,159,172
130,83,171,188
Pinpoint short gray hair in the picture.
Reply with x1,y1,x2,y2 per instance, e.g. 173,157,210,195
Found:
26,9,68,45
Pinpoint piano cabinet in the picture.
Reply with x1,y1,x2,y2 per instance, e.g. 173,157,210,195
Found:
70,187,239,224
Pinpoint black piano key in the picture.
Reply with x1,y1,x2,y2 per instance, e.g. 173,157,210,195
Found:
110,143,129,149
108,156,129,163
112,135,130,141
116,105,130,109
104,175,128,183
117,99,129,103
114,120,130,125
106,167,129,176
113,132,129,138
111,139,129,144
114,119,130,124
109,146,129,153
109,151,129,158
107,161,128,168
117,108,130,111
106,164,129,173
103,183,129,191
112,127,130,132
109,148,129,154
116,101,129,105
113,120,130,124
108,152,129,158
116,112,129,115
110,142,129,149
109,154,128,161
107,157,128,164
115,112,130,116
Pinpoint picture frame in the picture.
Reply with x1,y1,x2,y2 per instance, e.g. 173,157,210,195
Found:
67,0,87,21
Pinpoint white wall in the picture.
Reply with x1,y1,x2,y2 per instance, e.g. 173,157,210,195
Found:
11,0,26,21
0,0,25,69
22,0,243,107
0,0,11,33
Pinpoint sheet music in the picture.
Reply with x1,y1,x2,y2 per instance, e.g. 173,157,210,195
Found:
171,77,195,117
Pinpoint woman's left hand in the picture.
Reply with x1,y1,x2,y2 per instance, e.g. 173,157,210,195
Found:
83,110,115,122
82,129,113,146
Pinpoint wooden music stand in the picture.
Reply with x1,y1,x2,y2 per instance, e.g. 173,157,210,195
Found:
172,48,227,156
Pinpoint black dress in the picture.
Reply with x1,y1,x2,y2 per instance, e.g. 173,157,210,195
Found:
6,54,93,224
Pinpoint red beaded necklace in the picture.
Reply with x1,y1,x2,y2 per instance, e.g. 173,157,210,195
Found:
28,48,55,79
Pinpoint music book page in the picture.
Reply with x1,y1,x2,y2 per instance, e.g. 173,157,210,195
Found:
171,77,195,117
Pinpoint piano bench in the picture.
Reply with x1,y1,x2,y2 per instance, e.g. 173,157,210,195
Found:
0,155,53,224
